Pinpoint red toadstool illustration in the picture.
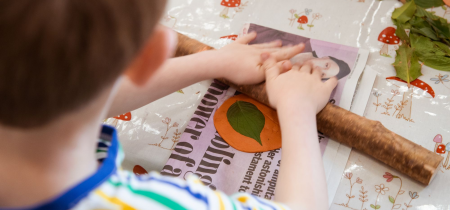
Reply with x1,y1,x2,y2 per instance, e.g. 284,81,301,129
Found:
220,35,238,41
433,134,443,152
378,27,400,57
219,0,241,18
297,15,308,30
437,144,446,154
111,112,132,127
133,165,148,176
386,77,435,122
113,112,132,121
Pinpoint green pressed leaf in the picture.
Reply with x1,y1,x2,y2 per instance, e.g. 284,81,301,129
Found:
393,43,422,83
227,101,265,145
392,0,417,24
427,18,450,38
410,33,450,70
395,23,410,45
420,56,450,70
375,205,381,209
410,16,429,29
389,195,395,203
415,0,444,9
370,204,375,209
415,6,439,19
433,41,450,54
411,27,439,40
294,14,299,18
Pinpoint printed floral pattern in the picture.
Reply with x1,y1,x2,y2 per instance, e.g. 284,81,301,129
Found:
149,117,182,150
335,172,418,210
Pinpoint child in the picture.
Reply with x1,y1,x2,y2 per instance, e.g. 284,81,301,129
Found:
0,0,337,209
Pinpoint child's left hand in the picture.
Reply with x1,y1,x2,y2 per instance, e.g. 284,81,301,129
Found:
215,32,304,85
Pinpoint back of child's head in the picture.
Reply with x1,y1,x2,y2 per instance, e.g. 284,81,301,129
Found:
0,0,166,128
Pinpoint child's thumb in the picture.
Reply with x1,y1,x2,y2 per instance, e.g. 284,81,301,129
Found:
325,77,338,93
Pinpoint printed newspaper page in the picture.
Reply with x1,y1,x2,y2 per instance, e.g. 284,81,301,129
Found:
162,24,370,205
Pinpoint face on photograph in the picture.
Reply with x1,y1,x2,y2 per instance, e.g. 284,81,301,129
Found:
290,52,351,79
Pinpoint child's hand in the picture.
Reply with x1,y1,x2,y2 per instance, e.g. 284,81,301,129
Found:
265,58,338,113
216,32,304,85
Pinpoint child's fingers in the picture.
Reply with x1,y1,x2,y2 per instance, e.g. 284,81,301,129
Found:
253,40,282,49
324,76,339,93
271,43,305,61
235,32,257,44
291,64,301,72
299,63,313,74
259,47,282,53
265,60,285,82
281,60,293,73
312,66,322,78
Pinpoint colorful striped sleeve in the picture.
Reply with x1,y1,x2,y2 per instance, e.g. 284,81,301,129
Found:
80,171,290,210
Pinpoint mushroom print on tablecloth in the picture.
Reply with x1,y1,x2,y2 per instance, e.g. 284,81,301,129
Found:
386,77,435,122
433,134,443,152
220,35,238,41
133,165,149,176
111,112,132,127
436,144,446,154
297,15,308,30
219,0,248,19
378,27,400,57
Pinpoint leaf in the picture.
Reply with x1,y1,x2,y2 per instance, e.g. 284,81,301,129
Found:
294,14,299,18
393,204,401,209
399,190,405,195
389,195,395,203
411,27,439,40
375,205,381,209
395,23,410,45
392,0,417,24
419,54,450,70
227,101,265,145
393,42,422,83
370,204,376,209
176,89,184,94
415,0,444,9
433,41,450,54
410,33,450,70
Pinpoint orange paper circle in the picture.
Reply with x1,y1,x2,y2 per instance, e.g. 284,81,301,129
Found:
214,94,281,153
445,0,450,7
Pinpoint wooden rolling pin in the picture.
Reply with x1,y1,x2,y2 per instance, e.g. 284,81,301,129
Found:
175,32,443,185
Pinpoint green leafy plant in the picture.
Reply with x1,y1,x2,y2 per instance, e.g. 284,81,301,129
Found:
227,101,265,145
414,0,443,9
390,0,450,84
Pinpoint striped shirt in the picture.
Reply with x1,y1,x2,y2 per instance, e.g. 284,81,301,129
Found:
23,125,290,210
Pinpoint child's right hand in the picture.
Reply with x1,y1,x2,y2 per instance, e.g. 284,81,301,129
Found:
265,57,338,113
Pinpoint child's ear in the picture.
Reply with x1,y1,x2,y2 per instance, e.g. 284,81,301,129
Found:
125,25,177,86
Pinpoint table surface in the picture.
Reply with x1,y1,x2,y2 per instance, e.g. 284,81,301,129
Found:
106,1,450,209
